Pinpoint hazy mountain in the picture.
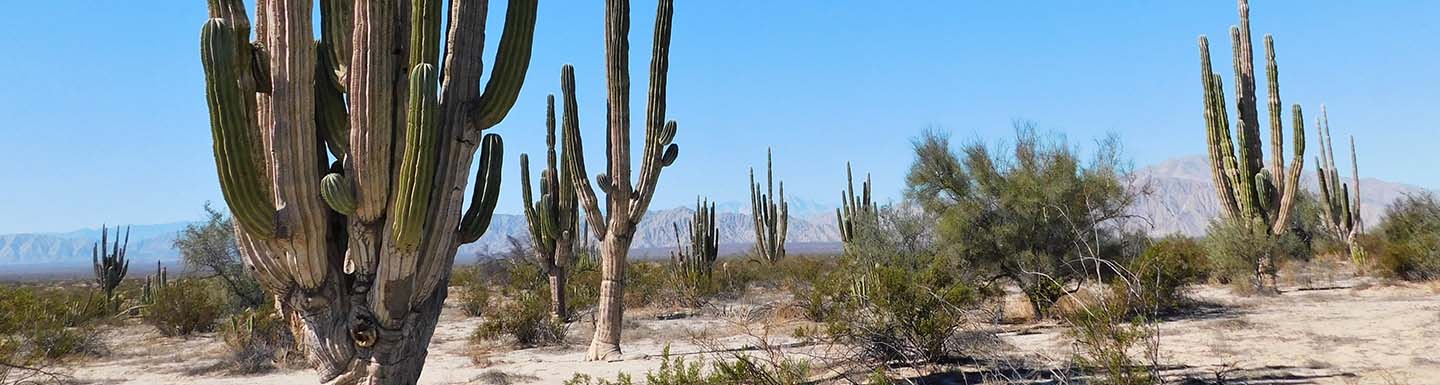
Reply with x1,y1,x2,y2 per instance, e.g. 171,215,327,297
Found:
0,222,194,266
1131,155,1432,236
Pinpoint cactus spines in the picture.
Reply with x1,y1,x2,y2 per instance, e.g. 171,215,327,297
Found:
92,225,131,306
1199,0,1306,291
749,148,787,263
521,94,578,320
1314,107,1365,264
560,0,680,361
199,0,536,381
837,162,877,245
673,197,719,279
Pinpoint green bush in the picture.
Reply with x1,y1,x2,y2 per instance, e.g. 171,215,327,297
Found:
1062,290,1156,385
215,304,300,374
0,286,106,381
473,290,567,348
825,257,988,364
1372,193,1440,281
562,346,809,385
1203,219,1305,293
145,279,224,336
1119,236,1208,312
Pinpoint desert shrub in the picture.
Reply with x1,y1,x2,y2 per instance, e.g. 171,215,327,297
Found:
1120,235,1208,312
561,346,809,385
623,262,667,309
175,203,266,310
1372,193,1440,280
1063,290,1157,385
457,280,493,318
0,286,106,382
825,258,988,365
145,279,224,336
473,290,567,348
1203,219,1305,293
214,304,300,374
906,127,1137,318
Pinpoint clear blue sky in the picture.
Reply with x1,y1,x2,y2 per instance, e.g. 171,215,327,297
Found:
1,1,1437,234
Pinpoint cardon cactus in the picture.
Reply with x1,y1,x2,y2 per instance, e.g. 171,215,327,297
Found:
92,225,130,307
1199,0,1306,291
673,197,719,280
521,94,579,321
1314,106,1365,265
141,261,169,305
198,0,536,382
837,162,877,246
749,148,787,263
559,0,681,361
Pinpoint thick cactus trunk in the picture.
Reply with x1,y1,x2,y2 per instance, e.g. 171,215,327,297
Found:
199,0,536,382
560,0,680,361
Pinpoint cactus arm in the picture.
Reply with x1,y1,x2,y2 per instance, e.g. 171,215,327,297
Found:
320,173,358,215
201,19,277,239
408,0,444,69
630,0,678,220
318,0,351,87
347,0,400,226
560,65,608,239
1349,136,1361,233
470,0,539,130
1269,105,1305,235
1200,37,1241,221
390,64,442,252
459,134,505,244
1264,35,1285,186
315,40,350,159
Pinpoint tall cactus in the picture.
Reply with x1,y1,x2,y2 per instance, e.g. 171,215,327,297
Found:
837,162,877,246
560,0,681,361
749,148,787,263
521,95,579,321
1199,0,1305,291
1314,106,1365,265
141,261,169,306
673,197,719,281
198,0,536,382
92,225,130,307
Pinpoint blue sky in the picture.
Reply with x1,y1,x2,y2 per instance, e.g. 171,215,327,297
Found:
1,1,1437,234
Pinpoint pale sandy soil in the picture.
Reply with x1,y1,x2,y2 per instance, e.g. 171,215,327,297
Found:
52,278,1440,384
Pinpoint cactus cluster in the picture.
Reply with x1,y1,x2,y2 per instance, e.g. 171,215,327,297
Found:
199,0,536,381
1199,0,1306,291
558,0,681,361
92,225,131,306
1314,106,1365,264
837,163,877,246
673,197,719,279
521,94,580,321
749,149,787,263
141,261,169,306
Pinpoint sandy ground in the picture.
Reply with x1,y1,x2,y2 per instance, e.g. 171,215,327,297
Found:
51,277,1440,385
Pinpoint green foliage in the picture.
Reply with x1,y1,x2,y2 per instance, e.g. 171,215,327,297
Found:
1062,290,1157,385
826,256,987,364
0,286,106,381
175,203,265,310
472,255,566,348
1121,236,1209,312
145,279,225,336
1204,219,1307,293
906,126,1135,317
561,346,809,385
1372,193,1440,280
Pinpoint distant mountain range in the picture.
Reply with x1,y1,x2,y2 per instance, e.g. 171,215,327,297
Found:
1130,155,1433,236
3,156,1430,268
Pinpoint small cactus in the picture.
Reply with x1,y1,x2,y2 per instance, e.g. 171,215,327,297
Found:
92,225,131,307
673,197,719,279
749,149,787,263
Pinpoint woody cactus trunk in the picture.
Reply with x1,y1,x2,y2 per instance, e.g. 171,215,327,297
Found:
749,148,787,263
837,162,876,247
521,94,578,322
198,0,536,382
1199,0,1305,292
1313,106,1365,265
92,225,131,307
560,0,680,361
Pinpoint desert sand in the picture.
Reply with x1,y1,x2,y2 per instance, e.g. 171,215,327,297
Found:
54,277,1440,385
